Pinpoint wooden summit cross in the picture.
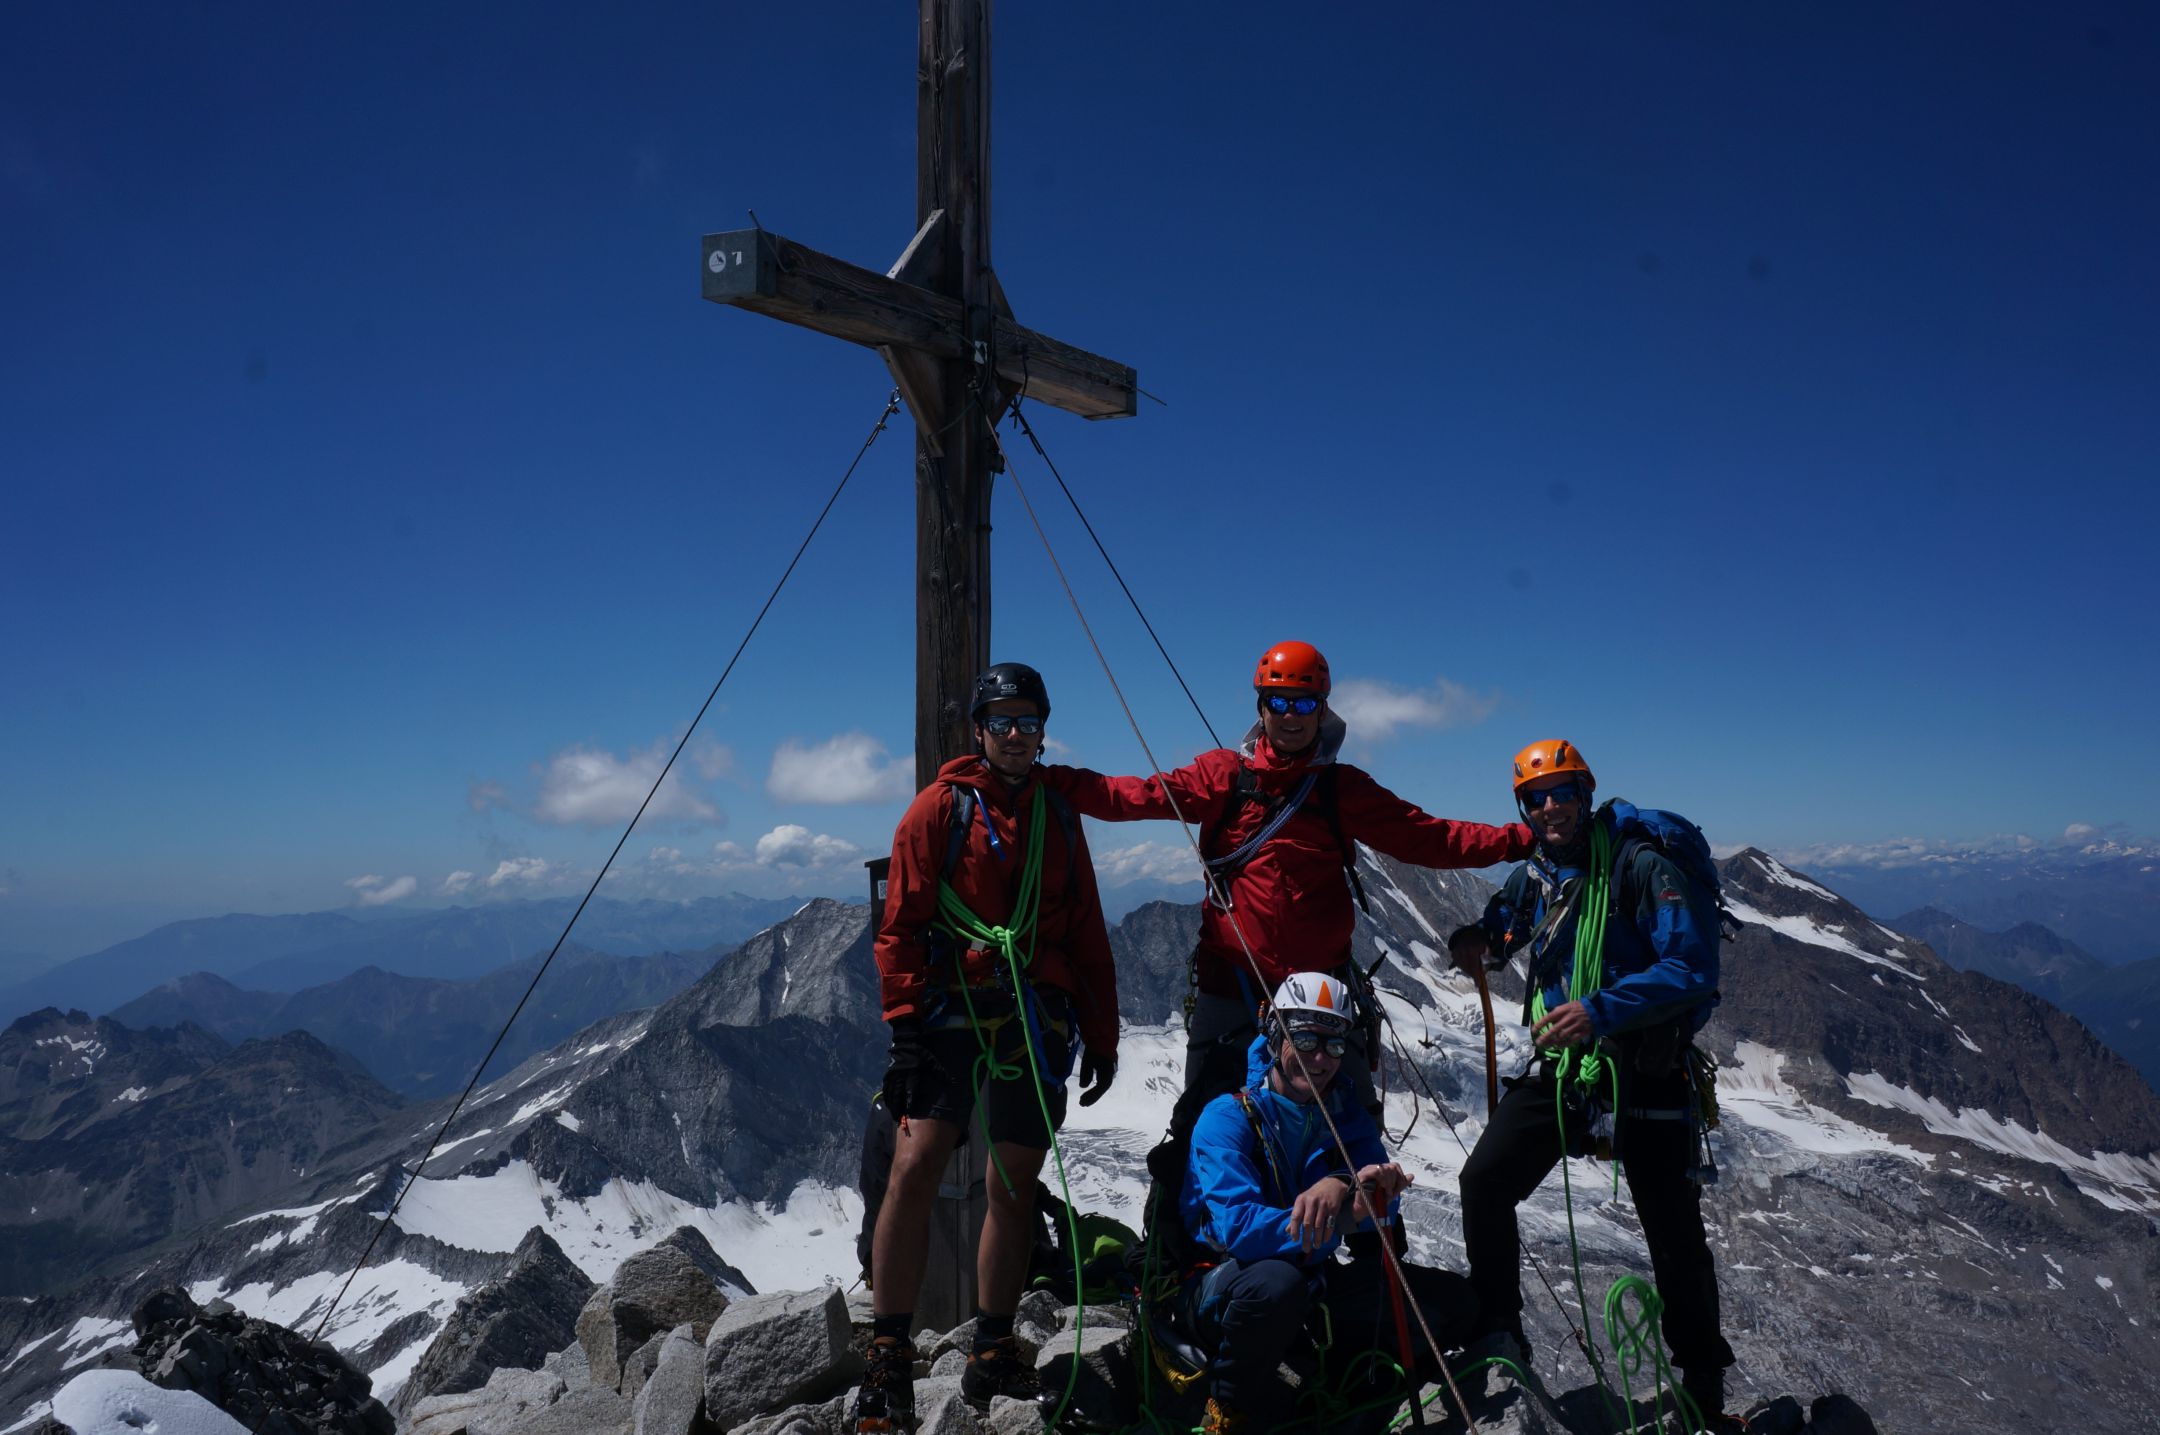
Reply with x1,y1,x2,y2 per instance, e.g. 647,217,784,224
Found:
701,0,1137,791
699,0,1137,1332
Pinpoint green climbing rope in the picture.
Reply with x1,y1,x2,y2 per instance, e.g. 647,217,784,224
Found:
932,783,1091,1430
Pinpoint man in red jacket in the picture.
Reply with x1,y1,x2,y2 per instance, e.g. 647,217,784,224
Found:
1039,640,1532,1117
851,662,1120,1435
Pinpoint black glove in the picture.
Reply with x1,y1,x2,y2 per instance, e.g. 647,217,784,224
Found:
882,1017,926,1119
1077,1049,1117,1107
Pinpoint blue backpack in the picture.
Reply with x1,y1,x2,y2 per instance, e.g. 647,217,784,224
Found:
1602,800,1742,940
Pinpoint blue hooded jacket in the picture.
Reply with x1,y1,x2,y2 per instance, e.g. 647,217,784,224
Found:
1477,801,1720,1040
1179,1034,1393,1267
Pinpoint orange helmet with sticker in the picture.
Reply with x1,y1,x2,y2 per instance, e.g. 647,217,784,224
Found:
1512,739,1595,795
1253,640,1330,695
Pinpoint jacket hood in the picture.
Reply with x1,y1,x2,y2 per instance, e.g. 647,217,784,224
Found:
1237,710,1347,768
933,754,1035,801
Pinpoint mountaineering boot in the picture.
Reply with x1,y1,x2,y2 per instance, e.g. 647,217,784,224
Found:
959,1334,1043,1410
1675,1366,1745,1435
1200,1396,1249,1433
849,1335,917,1434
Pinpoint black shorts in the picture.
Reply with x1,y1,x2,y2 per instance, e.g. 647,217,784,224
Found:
903,992,1073,1150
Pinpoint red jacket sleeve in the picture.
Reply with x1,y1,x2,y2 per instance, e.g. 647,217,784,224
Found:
1036,752,1236,826
1062,819,1121,1057
873,784,950,1025
1333,766,1536,869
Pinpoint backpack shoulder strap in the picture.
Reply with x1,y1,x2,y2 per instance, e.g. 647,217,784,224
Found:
1041,783,1080,888
1231,1088,1289,1205
1311,765,1370,914
942,786,978,883
1201,762,1265,861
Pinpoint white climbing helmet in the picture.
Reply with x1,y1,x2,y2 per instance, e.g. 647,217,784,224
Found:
1268,971,1353,1035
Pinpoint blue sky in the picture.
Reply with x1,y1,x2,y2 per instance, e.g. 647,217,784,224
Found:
3,3,2155,964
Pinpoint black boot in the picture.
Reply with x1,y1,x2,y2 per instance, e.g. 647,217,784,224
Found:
1677,1366,1743,1434
960,1334,1043,1410
850,1336,917,1434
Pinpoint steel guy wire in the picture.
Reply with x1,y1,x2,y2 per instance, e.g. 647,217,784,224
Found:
294,389,903,1355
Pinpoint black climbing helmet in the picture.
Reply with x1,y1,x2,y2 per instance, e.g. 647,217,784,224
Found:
970,662,1050,722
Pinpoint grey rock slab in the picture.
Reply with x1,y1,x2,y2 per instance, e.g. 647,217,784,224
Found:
703,1287,852,1431
987,1394,1047,1435
910,1375,985,1435
730,1392,848,1435
406,1365,566,1435
1035,1325,1137,1428
509,1384,632,1435
542,1340,592,1390
618,1327,672,1400
630,1325,708,1435
390,1226,596,1419
928,1346,967,1378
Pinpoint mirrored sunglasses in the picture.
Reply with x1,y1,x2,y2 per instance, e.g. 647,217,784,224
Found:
980,714,1045,736
1263,694,1322,716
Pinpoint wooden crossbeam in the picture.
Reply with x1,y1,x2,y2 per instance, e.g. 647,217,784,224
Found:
702,228,1138,421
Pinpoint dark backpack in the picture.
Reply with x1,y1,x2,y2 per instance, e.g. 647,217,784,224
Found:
1603,799,1742,939
1200,762,1370,914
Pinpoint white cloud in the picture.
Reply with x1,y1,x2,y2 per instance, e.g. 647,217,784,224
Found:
485,857,570,890
532,742,721,827
441,870,475,896
1778,825,2155,871
1091,841,1204,888
690,741,733,781
1330,676,1498,742
754,824,866,869
2064,823,2100,842
344,874,418,907
767,733,913,805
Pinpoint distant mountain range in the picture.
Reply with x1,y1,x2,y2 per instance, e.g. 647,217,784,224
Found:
106,944,723,1098
1796,837,2160,965
6,848,2159,1432
0,894,808,1026
1890,905,2160,1093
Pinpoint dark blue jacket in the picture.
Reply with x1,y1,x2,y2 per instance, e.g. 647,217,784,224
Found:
1179,1035,1392,1267
1475,802,1720,1041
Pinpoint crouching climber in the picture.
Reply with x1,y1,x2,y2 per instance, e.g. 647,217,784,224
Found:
1179,973,1479,1433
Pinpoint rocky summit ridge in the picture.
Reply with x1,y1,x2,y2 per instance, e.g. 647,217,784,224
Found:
2,854,2157,1432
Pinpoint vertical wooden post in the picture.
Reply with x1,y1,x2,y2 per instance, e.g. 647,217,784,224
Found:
913,0,995,1336
913,0,998,794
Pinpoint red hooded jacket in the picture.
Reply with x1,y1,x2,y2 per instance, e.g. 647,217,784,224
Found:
874,756,1120,1057
1038,716,1532,998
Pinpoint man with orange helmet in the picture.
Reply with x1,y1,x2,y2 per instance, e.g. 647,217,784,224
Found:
1038,640,1534,1119
1447,740,1738,1431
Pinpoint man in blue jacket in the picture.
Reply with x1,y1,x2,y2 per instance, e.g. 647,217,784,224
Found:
1180,973,1479,1433
1448,740,1738,1432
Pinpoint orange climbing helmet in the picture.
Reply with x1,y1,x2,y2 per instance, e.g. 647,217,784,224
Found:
1512,739,1595,795
1253,640,1330,695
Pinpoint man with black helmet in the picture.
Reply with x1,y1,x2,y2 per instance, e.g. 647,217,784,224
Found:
851,663,1120,1434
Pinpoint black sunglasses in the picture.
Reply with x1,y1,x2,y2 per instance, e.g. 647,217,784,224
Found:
1287,1029,1349,1058
1263,694,1322,716
980,714,1045,736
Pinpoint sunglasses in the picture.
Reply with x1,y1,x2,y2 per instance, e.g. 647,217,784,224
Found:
1286,1029,1349,1058
1520,784,1582,811
1263,694,1322,716
980,714,1045,737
